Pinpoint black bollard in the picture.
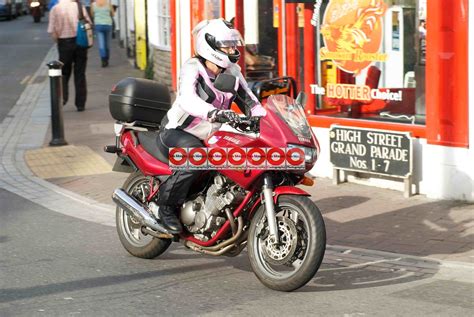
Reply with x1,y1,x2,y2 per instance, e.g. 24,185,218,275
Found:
47,60,68,146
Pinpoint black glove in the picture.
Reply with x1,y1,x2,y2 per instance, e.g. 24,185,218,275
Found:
232,116,260,132
208,109,240,123
249,116,261,124
249,116,261,131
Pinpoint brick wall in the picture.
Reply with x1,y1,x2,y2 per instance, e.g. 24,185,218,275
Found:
152,47,173,92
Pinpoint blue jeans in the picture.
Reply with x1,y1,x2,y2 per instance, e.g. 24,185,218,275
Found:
95,24,112,60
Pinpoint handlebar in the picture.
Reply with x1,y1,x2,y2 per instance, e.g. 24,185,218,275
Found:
227,116,261,133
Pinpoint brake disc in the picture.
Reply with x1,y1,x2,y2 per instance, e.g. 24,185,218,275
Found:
261,216,298,265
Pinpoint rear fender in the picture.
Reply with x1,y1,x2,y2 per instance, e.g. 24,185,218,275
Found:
112,156,137,173
121,131,172,176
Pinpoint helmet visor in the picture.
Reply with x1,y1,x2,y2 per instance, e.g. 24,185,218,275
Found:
215,29,244,48
215,39,244,48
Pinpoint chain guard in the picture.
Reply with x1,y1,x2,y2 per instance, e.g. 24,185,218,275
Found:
127,181,151,229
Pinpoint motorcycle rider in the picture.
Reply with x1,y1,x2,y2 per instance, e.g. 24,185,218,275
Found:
156,18,267,234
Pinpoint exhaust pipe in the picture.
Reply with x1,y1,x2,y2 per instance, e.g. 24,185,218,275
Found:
112,188,171,235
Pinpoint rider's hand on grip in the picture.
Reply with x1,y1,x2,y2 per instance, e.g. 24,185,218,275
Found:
249,116,261,132
208,109,241,124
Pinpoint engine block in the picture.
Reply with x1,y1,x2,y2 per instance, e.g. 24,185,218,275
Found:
179,175,245,240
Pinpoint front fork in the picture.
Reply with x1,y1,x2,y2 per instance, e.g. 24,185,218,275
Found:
262,174,280,244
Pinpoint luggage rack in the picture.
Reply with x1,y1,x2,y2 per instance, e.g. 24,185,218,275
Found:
121,120,161,130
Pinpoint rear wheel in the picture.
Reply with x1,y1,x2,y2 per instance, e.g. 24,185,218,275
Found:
116,171,171,259
248,195,326,291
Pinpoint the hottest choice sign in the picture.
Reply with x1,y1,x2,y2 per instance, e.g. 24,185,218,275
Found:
310,83,403,102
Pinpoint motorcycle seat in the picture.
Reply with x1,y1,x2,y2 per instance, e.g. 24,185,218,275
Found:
137,131,169,164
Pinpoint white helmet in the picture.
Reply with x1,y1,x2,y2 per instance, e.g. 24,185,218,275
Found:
193,19,244,69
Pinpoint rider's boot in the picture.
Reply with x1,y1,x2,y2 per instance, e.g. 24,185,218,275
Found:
158,205,182,234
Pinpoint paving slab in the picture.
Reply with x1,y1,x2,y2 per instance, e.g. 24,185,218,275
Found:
25,145,111,178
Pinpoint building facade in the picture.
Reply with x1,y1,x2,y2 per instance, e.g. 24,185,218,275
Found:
118,0,472,201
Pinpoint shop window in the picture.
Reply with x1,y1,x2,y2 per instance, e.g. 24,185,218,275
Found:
310,0,427,125
157,0,171,49
204,0,221,19
243,0,279,81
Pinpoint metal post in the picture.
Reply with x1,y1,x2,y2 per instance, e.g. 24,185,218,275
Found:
47,60,68,146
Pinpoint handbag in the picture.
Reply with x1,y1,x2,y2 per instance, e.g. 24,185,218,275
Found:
76,2,93,48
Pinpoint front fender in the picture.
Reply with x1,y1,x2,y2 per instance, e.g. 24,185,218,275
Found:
273,186,310,201
248,186,310,216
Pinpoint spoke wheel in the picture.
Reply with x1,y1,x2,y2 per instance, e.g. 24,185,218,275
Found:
248,195,326,291
116,172,171,259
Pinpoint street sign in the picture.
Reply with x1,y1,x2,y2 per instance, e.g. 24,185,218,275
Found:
330,125,412,177
329,125,413,197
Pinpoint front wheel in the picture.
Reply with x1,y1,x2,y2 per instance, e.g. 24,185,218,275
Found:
248,195,326,291
116,171,171,259
33,15,41,23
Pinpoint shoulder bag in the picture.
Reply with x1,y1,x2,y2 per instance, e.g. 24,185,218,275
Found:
76,1,93,48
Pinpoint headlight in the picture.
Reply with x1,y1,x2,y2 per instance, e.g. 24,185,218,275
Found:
30,2,40,7
287,144,317,164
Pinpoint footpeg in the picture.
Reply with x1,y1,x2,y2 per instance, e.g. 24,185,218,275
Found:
104,145,120,153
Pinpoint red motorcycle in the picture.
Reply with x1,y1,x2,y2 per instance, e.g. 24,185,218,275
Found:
106,74,326,291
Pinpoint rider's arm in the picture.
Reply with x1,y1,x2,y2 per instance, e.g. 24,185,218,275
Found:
176,59,217,120
227,65,267,117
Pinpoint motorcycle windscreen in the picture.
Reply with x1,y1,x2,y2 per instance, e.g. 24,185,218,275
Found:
265,95,312,141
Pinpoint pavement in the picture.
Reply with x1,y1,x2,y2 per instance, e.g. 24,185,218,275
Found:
1,39,473,270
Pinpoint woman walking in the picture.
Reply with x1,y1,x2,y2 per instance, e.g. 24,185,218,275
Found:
91,0,114,67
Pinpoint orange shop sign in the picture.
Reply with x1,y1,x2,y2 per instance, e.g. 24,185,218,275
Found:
310,83,403,102
320,0,388,74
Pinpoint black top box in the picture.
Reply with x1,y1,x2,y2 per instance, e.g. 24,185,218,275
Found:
109,77,171,126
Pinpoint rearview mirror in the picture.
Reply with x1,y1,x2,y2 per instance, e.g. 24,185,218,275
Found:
296,92,307,108
214,73,238,93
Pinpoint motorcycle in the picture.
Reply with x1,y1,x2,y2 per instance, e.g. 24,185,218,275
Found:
29,0,41,23
105,74,326,291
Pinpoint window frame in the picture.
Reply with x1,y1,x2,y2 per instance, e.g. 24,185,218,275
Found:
155,0,171,51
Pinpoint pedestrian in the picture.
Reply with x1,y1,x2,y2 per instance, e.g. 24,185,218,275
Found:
91,0,114,67
47,0,92,112
81,0,91,19
110,0,119,39
155,19,266,233
419,20,427,38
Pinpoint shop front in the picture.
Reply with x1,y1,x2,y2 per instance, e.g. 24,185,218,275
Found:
169,0,471,200
301,0,470,200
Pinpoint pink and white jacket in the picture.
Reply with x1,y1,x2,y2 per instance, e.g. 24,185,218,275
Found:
163,57,266,140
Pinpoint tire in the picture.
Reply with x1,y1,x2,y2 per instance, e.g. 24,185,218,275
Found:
248,195,326,291
116,171,171,259
33,15,40,23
